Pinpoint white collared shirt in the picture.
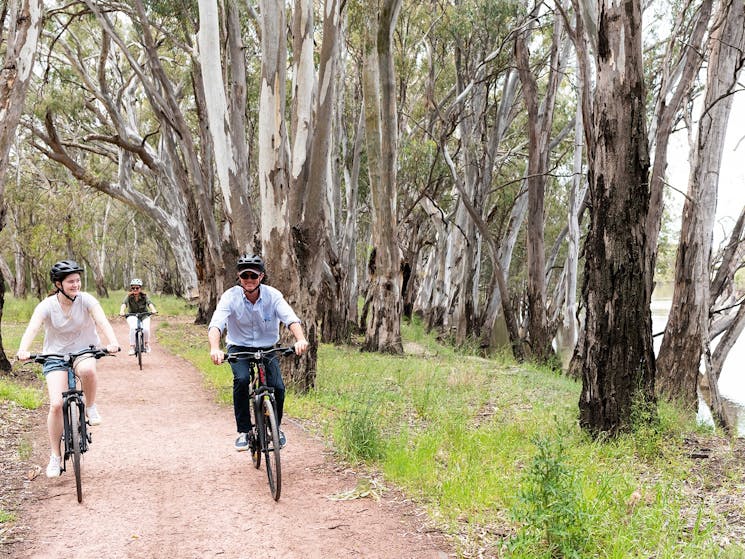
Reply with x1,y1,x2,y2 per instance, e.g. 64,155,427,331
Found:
208,285,301,347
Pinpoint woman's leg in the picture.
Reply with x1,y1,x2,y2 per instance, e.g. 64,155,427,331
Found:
126,315,138,347
142,316,152,348
75,357,98,408
45,369,67,457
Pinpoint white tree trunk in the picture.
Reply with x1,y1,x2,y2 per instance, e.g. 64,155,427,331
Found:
657,0,745,407
0,0,43,197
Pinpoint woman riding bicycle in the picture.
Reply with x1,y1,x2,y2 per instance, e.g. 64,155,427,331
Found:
16,260,121,478
208,254,309,451
119,278,158,355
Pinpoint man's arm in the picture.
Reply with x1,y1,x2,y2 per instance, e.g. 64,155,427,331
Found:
288,322,309,355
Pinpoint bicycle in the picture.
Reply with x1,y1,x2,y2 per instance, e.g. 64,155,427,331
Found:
225,346,295,501
27,346,114,503
124,312,154,370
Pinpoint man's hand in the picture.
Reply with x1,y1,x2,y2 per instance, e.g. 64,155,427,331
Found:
210,348,225,365
16,350,30,361
293,340,309,356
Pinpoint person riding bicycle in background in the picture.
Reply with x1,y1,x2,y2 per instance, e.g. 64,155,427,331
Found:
119,278,158,355
16,260,121,478
208,254,309,451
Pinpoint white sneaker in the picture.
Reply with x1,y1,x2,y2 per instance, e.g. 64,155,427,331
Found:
128,348,135,355
87,404,102,425
46,454,61,478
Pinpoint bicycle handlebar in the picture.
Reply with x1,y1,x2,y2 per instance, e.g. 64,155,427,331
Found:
225,346,295,363
123,312,155,318
28,345,115,365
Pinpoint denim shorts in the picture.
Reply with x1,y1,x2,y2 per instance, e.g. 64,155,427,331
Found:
42,358,69,376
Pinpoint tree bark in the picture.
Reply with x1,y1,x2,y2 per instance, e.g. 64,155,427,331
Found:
578,0,656,436
361,0,403,354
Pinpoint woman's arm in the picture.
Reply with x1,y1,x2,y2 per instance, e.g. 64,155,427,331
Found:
90,303,121,352
16,308,45,359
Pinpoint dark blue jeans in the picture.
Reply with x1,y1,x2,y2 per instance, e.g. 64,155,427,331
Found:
227,346,285,433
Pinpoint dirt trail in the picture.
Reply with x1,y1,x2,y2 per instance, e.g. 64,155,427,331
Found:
7,322,451,559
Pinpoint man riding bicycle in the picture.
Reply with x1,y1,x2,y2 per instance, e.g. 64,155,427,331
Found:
208,255,309,450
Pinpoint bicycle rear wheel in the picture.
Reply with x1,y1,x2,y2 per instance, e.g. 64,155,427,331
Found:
69,402,83,502
136,330,143,370
262,398,281,501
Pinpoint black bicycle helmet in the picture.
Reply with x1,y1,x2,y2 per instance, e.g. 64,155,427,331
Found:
236,254,265,273
50,260,84,283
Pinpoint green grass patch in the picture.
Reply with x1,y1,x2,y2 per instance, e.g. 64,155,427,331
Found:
0,379,42,409
0,510,16,523
138,315,745,558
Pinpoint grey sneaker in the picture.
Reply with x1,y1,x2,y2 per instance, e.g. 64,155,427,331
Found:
278,430,286,449
235,433,249,452
87,404,102,425
46,454,61,478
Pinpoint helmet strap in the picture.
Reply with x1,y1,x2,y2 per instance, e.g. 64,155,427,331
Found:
242,284,261,297
56,286,77,302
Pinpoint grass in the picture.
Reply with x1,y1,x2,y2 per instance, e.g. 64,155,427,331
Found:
154,314,745,558
0,379,42,409
2,292,743,557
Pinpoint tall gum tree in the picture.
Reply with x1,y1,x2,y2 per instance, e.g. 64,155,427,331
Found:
361,0,403,353
0,0,43,370
578,0,656,436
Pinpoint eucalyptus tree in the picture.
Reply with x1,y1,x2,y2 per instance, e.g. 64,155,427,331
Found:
197,0,258,257
359,0,404,353
25,1,245,321
255,0,346,387
577,0,656,436
0,0,43,370
515,11,568,363
656,0,745,412
411,0,527,353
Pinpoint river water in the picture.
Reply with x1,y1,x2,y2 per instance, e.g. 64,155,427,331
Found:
651,299,745,437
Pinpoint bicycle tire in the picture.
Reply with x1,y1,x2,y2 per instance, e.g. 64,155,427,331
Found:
251,395,263,470
262,397,282,501
136,330,143,370
69,402,83,502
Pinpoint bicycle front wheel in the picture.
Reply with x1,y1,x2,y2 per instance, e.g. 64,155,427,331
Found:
69,402,83,502
250,396,262,469
136,330,144,370
262,398,282,501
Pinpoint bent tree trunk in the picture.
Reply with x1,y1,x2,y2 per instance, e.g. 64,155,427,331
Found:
656,0,745,408
578,0,656,436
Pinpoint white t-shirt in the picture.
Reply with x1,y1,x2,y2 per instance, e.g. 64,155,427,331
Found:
31,292,101,354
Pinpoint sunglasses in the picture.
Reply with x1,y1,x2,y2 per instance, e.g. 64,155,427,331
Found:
239,271,261,280
131,286,141,290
